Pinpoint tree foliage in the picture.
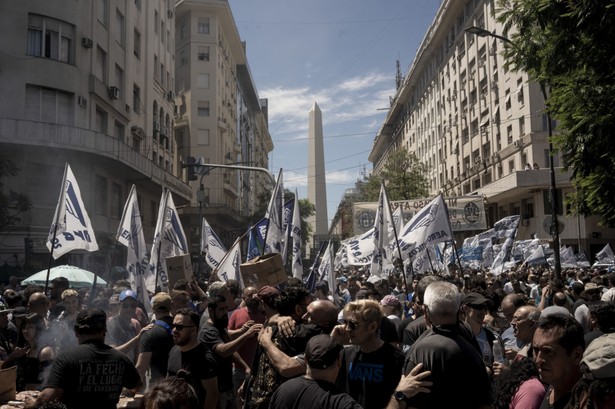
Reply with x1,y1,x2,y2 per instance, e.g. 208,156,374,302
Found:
361,148,430,201
0,157,31,230
497,0,615,225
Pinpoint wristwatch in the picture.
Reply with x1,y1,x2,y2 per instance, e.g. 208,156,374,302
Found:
394,390,407,401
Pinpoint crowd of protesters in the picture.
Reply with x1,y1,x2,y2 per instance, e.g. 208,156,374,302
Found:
1,261,615,409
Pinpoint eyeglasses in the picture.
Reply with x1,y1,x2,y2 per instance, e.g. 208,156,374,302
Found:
172,324,196,331
345,320,369,331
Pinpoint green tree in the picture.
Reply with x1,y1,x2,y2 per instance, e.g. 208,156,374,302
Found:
497,0,615,225
361,148,429,201
0,157,31,230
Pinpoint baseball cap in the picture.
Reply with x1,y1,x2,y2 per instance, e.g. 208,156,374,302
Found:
381,294,400,307
119,289,137,302
462,292,493,307
256,286,279,307
337,276,348,283
582,333,615,380
151,292,172,312
305,334,343,370
0,302,12,314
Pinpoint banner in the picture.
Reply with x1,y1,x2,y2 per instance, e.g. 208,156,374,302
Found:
116,185,150,313
148,189,188,292
47,163,98,258
491,215,521,275
318,240,335,294
353,195,486,235
280,199,294,265
596,243,615,264
291,191,303,279
371,182,396,277
264,169,284,254
345,228,375,266
215,238,243,286
201,218,227,270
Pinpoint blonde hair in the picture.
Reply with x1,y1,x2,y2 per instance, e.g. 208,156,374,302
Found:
61,288,79,300
343,299,383,325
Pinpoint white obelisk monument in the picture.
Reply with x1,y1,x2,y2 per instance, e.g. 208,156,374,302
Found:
307,102,328,258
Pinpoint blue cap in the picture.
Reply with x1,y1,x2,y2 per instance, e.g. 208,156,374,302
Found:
119,289,137,302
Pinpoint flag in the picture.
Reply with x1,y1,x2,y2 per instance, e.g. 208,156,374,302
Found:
116,185,151,313
280,199,294,265
345,229,375,266
525,245,547,266
147,189,188,292
371,181,396,277
305,241,326,293
398,195,453,260
596,243,615,263
318,241,335,293
247,218,267,262
490,215,521,275
201,218,227,270
290,191,303,279
264,169,284,254
214,238,243,286
575,251,591,268
47,163,98,258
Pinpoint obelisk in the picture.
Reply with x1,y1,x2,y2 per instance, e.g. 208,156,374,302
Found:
308,102,328,257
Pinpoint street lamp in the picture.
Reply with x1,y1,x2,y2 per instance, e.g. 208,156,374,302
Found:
464,26,562,279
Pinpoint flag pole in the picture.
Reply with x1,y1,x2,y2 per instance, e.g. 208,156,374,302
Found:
44,225,59,294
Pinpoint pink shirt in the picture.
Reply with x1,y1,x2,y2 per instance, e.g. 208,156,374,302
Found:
510,377,546,409
228,307,265,368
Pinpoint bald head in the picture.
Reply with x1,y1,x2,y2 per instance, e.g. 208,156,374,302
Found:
512,305,539,344
552,291,567,307
28,292,49,316
304,300,338,331
501,293,526,322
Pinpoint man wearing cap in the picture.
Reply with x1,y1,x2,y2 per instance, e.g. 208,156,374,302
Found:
575,282,604,333
135,292,175,387
461,292,499,367
570,333,615,408
532,313,584,409
106,289,152,362
24,308,141,409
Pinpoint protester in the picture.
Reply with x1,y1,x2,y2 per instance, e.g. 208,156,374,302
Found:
142,376,200,409
27,292,49,324
0,301,17,360
493,357,546,409
24,308,141,409
106,289,152,362
511,305,540,360
460,292,498,368
51,289,81,353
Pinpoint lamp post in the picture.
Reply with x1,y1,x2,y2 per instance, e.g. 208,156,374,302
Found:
464,26,561,278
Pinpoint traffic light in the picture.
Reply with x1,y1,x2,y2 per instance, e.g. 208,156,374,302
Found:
186,156,198,181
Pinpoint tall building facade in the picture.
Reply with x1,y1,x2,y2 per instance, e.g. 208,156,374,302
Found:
369,0,611,256
173,0,273,265
307,102,328,257
0,0,191,275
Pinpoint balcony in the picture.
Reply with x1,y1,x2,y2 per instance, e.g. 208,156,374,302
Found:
479,168,572,202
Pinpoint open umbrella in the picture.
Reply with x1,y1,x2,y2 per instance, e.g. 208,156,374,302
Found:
21,265,107,288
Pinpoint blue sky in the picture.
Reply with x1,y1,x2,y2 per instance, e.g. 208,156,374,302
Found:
228,0,441,226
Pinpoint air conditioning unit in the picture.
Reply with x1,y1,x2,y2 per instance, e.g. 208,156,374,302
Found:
81,37,93,48
77,96,88,108
167,90,175,101
153,121,161,132
108,86,120,100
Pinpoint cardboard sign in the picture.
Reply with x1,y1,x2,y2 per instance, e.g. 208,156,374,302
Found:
240,253,287,289
165,254,193,288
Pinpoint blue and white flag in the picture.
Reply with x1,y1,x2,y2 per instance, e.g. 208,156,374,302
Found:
398,195,452,261
560,245,578,268
116,185,150,313
596,243,615,264
247,218,267,262
47,163,98,258
264,169,284,254
291,191,303,279
490,215,521,275
345,228,375,266
525,245,547,267
305,241,327,293
201,218,227,270
575,251,591,268
371,182,396,277
148,189,188,292
215,238,243,287
280,199,294,265
318,240,335,293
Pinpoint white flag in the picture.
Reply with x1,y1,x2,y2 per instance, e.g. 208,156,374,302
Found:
525,245,547,266
147,189,189,292
398,195,452,261
318,240,335,292
201,218,227,270
371,182,396,277
291,191,303,279
214,238,243,287
491,215,521,275
345,229,375,266
264,169,284,254
596,243,615,263
116,185,151,313
47,163,98,258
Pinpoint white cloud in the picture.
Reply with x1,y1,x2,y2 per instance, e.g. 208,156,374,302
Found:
336,72,390,92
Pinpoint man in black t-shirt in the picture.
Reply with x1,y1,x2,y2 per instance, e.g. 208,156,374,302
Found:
24,308,141,409
135,292,174,387
167,308,218,409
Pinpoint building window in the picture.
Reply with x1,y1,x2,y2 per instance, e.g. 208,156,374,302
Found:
197,101,210,116
27,14,75,64
97,0,108,26
115,64,124,98
198,46,209,61
154,10,159,35
516,78,524,104
154,55,159,81
161,21,165,44
111,183,122,219
197,74,210,88
134,0,141,10
115,9,125,47
198,129,210,145
133,84,141,114
114,121,124,142
95,46,107,83
180,24,186,39
25,84,74,125
134,29,141,58
198,18,209,34
95,106,108,134
94,175,108,215
519,116,525,136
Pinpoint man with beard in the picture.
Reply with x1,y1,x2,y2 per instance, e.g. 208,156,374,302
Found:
167,308,219,409
106,290,152,363
200,296,262,409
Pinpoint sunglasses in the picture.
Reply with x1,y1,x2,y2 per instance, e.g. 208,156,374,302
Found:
345,320,368,331
172,324,196,331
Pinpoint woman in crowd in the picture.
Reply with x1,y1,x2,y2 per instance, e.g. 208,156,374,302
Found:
493,357,546,409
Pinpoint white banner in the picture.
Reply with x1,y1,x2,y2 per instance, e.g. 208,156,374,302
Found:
201,218,227,270
264,169,284,254
291,191,303,279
